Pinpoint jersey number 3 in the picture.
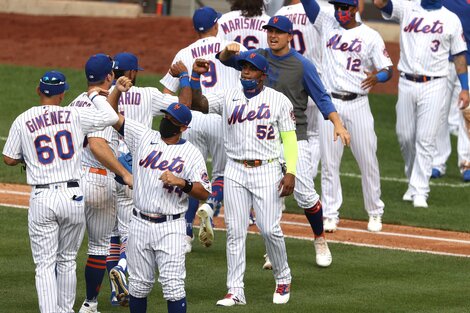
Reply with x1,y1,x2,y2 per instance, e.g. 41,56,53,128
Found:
34,130,75,164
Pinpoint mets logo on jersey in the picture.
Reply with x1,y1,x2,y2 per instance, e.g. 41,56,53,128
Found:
200,170,210,184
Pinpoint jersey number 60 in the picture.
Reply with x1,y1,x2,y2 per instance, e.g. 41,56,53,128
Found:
34,130,75,164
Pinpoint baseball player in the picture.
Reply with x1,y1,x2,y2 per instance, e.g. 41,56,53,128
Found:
2,70,127,313
70,54,135,313
301,0,393,233
161,7,246,250
218,16,351,268
373,0,469,208
105,52,187,306
217,0,271,49
107,95,211,312
160,6,245,95
190,53,297,305
431,0,470,182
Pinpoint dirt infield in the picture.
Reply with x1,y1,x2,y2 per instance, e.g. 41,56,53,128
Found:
0,13,399,94
1,183,469,257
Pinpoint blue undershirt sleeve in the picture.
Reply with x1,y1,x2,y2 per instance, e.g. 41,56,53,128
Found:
300,0,320,24
381,0,393,16
300,57,336,119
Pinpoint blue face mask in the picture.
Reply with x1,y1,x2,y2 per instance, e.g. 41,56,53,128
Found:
421,0,442,10
334,9,352,26
240,78,258,90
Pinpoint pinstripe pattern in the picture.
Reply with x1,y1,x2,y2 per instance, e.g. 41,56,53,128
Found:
319,96,384,219
433,63,470,173
3,94,116,313
384,0,467,199
306,102,320,179
127,217,186,300
217,10,271,49
224,160,291,298
205,85,294,301
160,37,245,94
122,118,209,301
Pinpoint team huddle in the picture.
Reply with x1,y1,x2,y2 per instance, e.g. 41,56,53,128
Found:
2,0,469,312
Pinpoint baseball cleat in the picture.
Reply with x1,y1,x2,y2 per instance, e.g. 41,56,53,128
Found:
78,300,100,313
413,195,428,208
431,168,443,179
263,253,273,270
183,235,193,254
197,204,214,247
216,293,246,306
323,217,338,233
367,215,383,232
110,265,129,307
402,189,413,202
314,236,332,267
273,284,291,304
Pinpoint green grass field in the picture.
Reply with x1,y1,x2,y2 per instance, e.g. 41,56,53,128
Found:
1,64,470,312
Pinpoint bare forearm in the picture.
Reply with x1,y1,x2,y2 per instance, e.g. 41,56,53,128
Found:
188,183,210,200
454,54,468,75
328,111,342,126
191,88,209,113
373,0,388,9
107,88,122,113
178,86,192,108
3,155,22,166
89,138,128,177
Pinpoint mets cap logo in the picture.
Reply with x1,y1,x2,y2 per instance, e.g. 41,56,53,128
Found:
174,104,181,110
249,53,257,59
273,17,279,23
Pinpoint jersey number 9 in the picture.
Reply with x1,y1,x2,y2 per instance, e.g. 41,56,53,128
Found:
201,60,218,88
34,130,75,164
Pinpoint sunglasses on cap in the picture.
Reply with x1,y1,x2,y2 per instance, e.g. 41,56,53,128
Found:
40,76,66,86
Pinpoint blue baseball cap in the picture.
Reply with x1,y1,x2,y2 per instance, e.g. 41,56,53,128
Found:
85,53,116,82
160,103,192,126
262,15,293,34
237,52,269,74
39,71,69,96
193,6,222,32
113,52,144,71
328,0,358,7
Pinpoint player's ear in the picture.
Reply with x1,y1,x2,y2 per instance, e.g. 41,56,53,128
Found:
36,86,41,97
180,125,188,132
287,33,293,42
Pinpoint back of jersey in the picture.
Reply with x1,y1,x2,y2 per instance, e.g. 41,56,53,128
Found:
5,105,86,185
217,10,271,49
160,36,244,94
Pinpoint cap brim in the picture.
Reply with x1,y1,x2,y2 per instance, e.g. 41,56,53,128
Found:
262,24,290,33
64,82,70,91
238,59,266,73
160,109,183,124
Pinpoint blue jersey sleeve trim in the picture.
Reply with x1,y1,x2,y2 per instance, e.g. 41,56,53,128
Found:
381,0,393,16
294,54,336,119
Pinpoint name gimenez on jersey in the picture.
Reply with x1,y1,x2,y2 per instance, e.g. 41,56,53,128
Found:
219,18,267,34
139,151,185,173
119,91,142,105
26,110,72,133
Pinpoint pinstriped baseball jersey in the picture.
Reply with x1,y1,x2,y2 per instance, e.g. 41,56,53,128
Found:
122,118,211,215
160,37,246,94
217,10,271,49
313,10,392,94
383,0,467,76
182,111,226,178
3,101,114,185
117,85,178,154
69,92,118,168
205,86,296,160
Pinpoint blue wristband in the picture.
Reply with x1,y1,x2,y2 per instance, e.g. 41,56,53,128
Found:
180,76,190,88
190,72,201,90
376,71,389,83
458,73,469,91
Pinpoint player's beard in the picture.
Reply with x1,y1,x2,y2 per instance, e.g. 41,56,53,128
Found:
159,117,182,138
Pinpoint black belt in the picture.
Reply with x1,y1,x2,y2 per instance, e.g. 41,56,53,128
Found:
35,181,79,189
331,92,359,101
233,159,275,168
402,73,442,83
133,208,181,224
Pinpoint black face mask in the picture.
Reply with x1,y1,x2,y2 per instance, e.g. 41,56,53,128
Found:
159,117,182,138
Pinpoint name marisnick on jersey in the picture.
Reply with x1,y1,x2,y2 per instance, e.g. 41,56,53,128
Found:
25,110,72,133
139,150,185,173
219,18,267,34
